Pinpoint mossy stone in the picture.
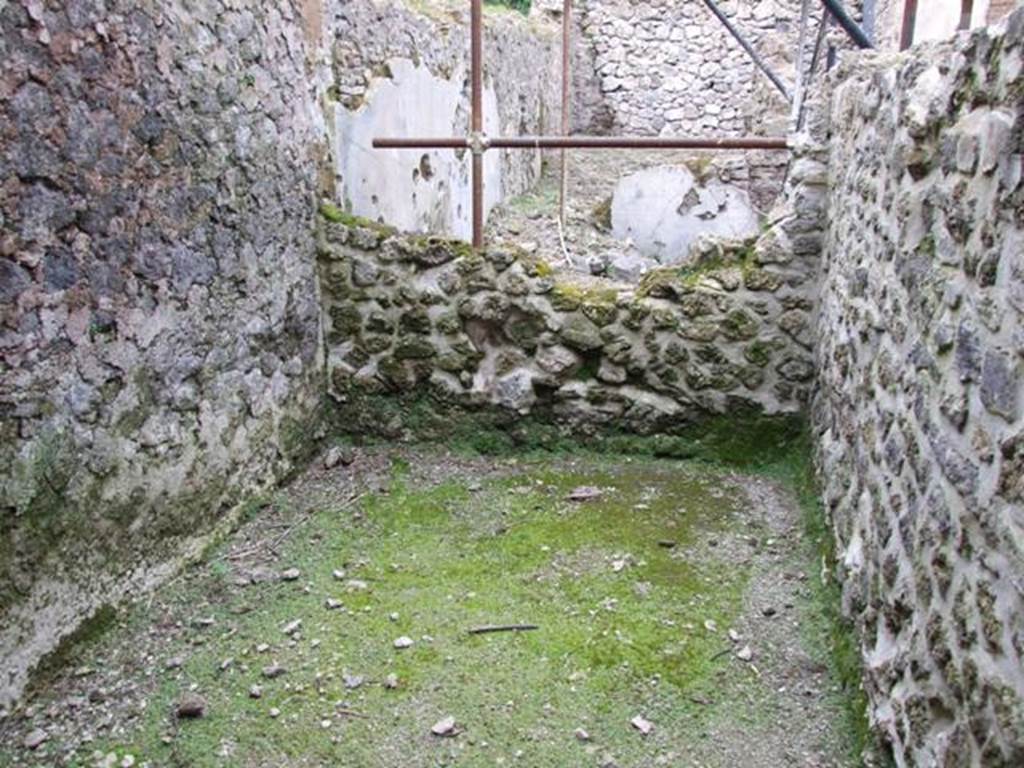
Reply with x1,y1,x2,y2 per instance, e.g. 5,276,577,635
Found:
328,303,363,341
745,339,775,367
558,313,603,352
399,236,475,267
436,310,463,336
721,309,759,341
582,302,618,327
506,314,546,351
399,306,432,335
393,337,438,360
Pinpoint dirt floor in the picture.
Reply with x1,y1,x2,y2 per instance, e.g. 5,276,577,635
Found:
0,444,862,767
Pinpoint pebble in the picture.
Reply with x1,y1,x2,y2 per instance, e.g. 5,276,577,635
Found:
176,693,206,719
165,657,184,670
282,619,302,636
323,446,356,468
630,715,654,735
325,598,344,610
567,486,602,502
736,645,754,662
280,568,301,582
393,636,414,649
343,674,364,690
575,728,591,741
249,685,263,699
24,728,48,750
269,708,281,719
384,673,399,689
262,664,287,679
332,569,346,581
431,716,457,736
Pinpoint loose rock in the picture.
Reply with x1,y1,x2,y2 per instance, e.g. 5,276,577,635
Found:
431,716,458,736
630,715,654,735
176,693,206,719
24,728,48,750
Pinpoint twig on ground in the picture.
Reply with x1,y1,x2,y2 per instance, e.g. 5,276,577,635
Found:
709,646,733,662
335,708,367,719
467,624,540,635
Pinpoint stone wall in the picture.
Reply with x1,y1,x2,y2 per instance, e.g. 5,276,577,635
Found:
0,0,330,709
576,0,804,137
814,10,1024,766
327,0,561,240
317,187,821,432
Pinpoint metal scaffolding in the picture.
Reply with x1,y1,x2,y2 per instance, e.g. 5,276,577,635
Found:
371,0,871,250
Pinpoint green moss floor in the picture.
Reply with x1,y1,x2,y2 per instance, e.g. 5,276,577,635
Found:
0,446,863,767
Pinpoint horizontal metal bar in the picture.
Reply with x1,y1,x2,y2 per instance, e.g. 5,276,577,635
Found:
374,138,472,149
373,135,790,151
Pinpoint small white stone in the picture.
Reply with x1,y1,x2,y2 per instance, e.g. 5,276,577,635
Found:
431,716,457,736
630,715,654,735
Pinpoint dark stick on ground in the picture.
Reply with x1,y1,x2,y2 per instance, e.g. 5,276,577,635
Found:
467,624,540,635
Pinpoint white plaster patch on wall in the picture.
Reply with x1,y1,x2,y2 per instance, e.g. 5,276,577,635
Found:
333,58,503,241
610,165,760,262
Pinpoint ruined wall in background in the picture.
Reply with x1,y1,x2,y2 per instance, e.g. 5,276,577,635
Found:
815,11,1024,765
0,0,327,709
326,0,561,240
576,0,807,137
573,0,815,212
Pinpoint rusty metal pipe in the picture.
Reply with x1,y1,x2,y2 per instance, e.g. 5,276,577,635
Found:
374,135,790,151
560,0,572,227
471,0,484,248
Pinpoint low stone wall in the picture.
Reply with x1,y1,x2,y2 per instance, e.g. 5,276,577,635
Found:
317,199,819,432
814,11,1024,766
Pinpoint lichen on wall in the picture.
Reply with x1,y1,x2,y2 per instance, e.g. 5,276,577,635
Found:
814,10,1024,765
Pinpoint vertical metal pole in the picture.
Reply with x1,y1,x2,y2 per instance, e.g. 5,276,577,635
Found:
471,0,484,249
958,0,974,30
797,10,830,131
900,0,917,51
559,0,572,227
790,0,811,131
